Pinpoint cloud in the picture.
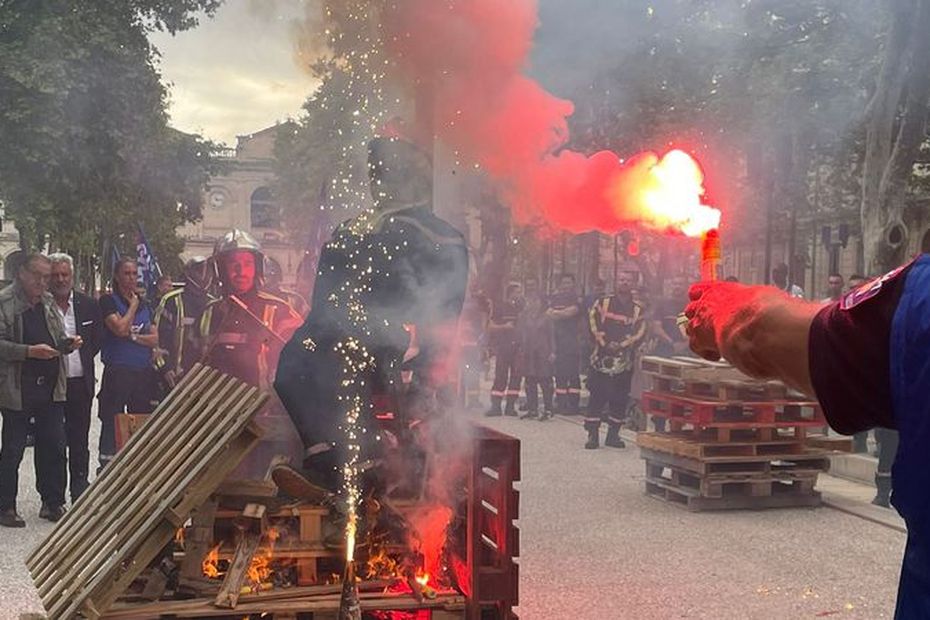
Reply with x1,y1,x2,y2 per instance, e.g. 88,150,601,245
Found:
149,0,321,144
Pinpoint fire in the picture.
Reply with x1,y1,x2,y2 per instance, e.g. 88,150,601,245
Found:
414,571,429,587
615,149,722,238
202,545,222,579
246,528,280,589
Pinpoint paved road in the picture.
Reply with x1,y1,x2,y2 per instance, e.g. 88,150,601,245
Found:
0,412,905,619
479,413,904,620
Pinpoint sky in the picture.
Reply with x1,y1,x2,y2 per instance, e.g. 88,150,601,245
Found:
148,0,322,146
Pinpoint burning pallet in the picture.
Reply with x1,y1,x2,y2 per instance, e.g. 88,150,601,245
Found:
638,356,830,511
26,365,520,619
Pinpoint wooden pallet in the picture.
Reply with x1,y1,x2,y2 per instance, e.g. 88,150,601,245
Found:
648,374,790,402
641,355,749,382
209,504,336,586
644,458,820,498
645,478,822,511
804,434,855,453
100,589,468,619
643,391,824,427
638,446,830,478
26,365,268,620
637,430,806,459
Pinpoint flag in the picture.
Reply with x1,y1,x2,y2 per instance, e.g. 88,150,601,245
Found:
134,224,162,295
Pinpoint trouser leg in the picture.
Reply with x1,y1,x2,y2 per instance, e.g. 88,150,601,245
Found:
567,374,581,414
584,372,608,432
65,379,92,501
505,357,521,415
541,377,554,411
490,352,511,413
0,410,29,510
33,402,67,507
607,371,633,430
524,376,539,412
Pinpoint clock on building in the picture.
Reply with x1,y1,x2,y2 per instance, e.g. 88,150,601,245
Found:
209,191,227,209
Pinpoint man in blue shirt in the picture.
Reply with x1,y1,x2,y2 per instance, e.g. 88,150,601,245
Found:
685,254,930,618
98,258,159,470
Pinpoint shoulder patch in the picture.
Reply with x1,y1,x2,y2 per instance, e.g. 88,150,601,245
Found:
841,258,916,310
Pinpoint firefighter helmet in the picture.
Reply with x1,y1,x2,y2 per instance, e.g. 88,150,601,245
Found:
213,229,265,288
183,256,213,291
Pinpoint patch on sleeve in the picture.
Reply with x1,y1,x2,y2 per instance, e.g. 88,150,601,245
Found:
841,259,916,310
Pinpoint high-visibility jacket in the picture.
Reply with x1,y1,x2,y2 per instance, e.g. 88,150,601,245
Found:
199,289,301,389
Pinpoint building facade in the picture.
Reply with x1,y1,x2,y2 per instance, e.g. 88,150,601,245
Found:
178,124,303,287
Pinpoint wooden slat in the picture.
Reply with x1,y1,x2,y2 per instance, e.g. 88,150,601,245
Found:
28,366,269,620
214,531,262,609
49,391,262,618
35,376,246,594
26,364,216,567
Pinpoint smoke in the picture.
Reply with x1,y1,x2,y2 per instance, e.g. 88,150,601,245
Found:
380,0,719,236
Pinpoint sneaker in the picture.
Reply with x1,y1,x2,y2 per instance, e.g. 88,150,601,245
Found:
0,508,25,528
39,503,66,522
520,410,539,420
272,464,333,504
539,410,553,421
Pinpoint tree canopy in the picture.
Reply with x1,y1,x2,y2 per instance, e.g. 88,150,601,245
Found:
0,0,222,282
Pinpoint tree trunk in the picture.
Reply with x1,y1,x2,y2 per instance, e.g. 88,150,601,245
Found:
860,0,930,275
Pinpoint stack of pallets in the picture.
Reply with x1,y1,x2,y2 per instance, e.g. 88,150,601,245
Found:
637,356,830,511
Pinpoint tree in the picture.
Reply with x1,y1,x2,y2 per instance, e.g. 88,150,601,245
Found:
0,0,222,285
860,0,930,274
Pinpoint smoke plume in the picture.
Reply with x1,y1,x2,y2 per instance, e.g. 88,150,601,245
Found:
381,0,719,236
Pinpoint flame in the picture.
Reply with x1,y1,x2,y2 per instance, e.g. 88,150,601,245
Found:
415,571,429,587
611,149,721,238
174,527,185,548
246,528,280,590
202,545,222,579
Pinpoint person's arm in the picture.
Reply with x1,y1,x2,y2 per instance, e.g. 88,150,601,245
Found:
685,282,820,395
588,299,605,346
624,305,648,349
652,318,674,346
102,294,139,337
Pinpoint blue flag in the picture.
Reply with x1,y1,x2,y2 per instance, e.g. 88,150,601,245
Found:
134,224,162,295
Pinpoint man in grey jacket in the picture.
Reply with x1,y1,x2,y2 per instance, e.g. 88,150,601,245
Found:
0,254,82,527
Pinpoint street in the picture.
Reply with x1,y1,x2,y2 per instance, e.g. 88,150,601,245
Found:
479,413,904,620
0,411,906,619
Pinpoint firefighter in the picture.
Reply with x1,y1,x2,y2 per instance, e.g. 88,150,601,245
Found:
264,256,310,319
199,230,302,389
274,136,469,492
486,283,524,417
583,271,647,449
547,274,583,415
153,256,214,387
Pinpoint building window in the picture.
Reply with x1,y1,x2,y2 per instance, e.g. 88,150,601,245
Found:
250,186,280,229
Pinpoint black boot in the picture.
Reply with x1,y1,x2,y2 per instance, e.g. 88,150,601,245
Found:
485,396,503,417
604,425,626,448
872,472,892,508
584,425,600,449
504,396,518,417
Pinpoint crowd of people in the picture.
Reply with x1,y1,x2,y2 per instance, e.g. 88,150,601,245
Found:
0,229,305,528
461,270,687,449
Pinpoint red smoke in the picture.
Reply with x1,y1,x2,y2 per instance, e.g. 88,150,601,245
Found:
382,0,720,236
